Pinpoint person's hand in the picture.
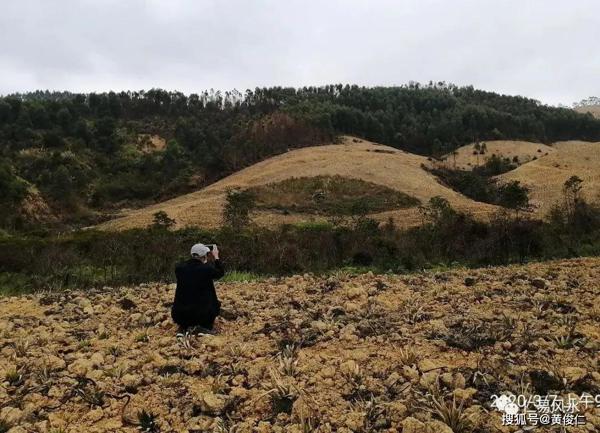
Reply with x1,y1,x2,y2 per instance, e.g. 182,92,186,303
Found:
212,245,219,260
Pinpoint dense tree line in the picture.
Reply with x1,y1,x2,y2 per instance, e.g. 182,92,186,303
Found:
1,84,600,231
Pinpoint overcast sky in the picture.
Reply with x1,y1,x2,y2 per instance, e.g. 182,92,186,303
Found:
1,0,598,106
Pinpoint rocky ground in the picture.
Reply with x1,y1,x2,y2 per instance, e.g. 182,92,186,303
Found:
1,258,600,433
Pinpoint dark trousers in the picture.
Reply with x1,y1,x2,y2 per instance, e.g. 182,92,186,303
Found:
171,304,218,330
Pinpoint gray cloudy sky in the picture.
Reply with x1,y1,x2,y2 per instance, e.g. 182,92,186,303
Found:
1,0,598,105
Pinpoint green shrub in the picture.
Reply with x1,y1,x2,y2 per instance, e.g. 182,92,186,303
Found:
247,175,419,216
497,181,530,212
473,154,517,176
221,271,263,283
290,220,334,231
223,188,256,229
152,211,176,230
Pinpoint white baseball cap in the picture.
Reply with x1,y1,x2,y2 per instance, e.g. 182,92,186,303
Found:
190,243,210,257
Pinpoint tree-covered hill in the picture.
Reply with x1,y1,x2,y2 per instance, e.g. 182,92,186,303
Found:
1,83,599,232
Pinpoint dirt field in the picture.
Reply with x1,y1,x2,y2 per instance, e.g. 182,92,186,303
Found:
1,258,599,432
99,136,497,231
438,140,555,171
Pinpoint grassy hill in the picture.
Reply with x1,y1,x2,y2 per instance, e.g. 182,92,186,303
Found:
3,85,600,233
101,134,600,230
498,140,600,215
438,140,555,171
99,136,498,231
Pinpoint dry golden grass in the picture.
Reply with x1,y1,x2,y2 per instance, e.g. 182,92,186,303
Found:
99,136,600,230
137,134,166,153
497,140,600,215
19,187,56,224
99,136,496,231
438,140,555,171
574,105,600,119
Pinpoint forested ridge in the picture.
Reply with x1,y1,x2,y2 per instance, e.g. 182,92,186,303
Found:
1,83,600,232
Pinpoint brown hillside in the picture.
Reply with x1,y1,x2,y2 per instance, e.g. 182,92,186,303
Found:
497,141,600,215
439,140,554,171
99,136,496,231
575,105,600,119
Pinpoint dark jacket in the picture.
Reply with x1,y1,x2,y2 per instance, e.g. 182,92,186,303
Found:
172,258,225,321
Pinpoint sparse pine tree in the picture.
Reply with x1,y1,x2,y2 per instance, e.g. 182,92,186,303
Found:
563,175,583,214
223,188,255,229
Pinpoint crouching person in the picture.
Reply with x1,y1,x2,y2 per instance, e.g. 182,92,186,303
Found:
171,243,224,335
